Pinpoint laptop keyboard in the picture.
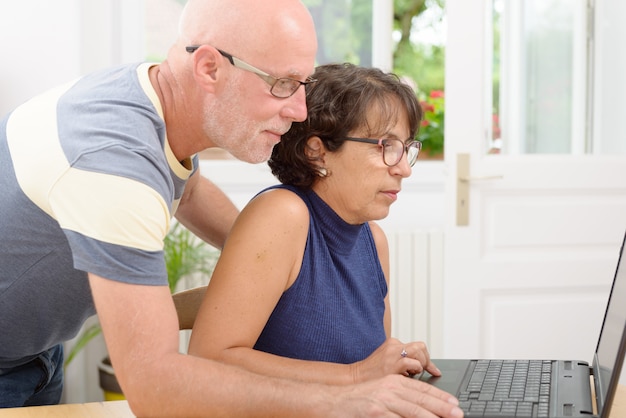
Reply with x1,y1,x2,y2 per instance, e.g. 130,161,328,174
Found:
458,360,552,417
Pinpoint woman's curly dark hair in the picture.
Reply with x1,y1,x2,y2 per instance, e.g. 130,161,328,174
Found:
268,63,422,188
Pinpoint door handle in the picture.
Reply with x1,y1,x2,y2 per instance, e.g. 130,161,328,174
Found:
457,153,503,226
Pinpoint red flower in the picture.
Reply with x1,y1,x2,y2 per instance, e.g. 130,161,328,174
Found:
417,89,445,156
492,113,501,139
420,101,435,113
429,90,444,98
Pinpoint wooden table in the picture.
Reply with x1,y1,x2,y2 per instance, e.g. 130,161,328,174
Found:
600,382,626,416
0,400,133,417
1,384,626,417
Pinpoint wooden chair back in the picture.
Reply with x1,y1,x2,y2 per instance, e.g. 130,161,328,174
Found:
172,285,207,330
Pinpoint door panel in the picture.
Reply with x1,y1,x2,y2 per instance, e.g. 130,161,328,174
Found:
444,156,626,361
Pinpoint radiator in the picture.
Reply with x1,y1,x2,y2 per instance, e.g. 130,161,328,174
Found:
387,229,444,357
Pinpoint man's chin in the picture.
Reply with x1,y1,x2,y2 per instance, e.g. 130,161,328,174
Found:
228,148,273,165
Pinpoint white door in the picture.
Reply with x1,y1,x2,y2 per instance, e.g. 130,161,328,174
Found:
442,0,626,364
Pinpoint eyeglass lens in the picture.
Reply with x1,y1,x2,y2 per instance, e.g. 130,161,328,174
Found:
272,79,301,98
383,139,420,167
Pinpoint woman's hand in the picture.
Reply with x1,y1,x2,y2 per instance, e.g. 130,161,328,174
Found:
350,338,442,383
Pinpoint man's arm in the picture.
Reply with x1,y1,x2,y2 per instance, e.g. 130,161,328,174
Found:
89,273,324,417
174,169,239,249
89,274,463,417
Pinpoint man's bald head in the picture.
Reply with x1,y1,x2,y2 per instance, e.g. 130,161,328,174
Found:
177,0,316,57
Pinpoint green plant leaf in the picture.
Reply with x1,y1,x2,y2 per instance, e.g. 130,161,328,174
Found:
163,222,218,293
64,323,102,368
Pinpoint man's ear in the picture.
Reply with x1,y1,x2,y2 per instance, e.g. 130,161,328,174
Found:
190,45,221,91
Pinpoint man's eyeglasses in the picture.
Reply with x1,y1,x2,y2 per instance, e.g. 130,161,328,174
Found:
185,46,317,98
343,137,422,167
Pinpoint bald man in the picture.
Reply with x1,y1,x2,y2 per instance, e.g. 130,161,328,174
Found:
0,0,462,416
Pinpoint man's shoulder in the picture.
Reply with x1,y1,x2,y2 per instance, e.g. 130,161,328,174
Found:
69,62,148,100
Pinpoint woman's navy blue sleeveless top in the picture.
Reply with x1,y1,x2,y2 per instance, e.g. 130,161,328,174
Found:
253,185,387,363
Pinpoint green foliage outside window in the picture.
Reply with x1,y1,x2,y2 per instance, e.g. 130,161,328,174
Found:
394,1,445,91
418,90,445,156
303,0,373,66
394,0,446,156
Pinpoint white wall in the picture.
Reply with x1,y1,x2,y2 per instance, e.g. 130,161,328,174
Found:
0,0,143,117
1,1,79,116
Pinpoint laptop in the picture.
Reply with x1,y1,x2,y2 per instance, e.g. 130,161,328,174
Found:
418,231,626,417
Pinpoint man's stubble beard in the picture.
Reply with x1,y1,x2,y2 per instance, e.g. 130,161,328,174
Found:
201,92,275,164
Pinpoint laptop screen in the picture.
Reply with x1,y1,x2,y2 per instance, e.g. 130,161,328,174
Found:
593,232,626,415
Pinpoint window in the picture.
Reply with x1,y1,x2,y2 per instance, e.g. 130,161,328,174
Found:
144,0,380,65
490,0,626,155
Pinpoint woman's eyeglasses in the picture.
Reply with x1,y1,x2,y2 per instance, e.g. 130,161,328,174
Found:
343,137,422,167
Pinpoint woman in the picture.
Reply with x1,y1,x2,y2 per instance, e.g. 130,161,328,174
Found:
189,63,441,384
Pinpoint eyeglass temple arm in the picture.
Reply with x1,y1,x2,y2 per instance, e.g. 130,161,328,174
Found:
186,45,237,65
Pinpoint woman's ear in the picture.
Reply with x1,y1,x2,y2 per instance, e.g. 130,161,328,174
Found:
305,136,325,160
305,136,329,177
